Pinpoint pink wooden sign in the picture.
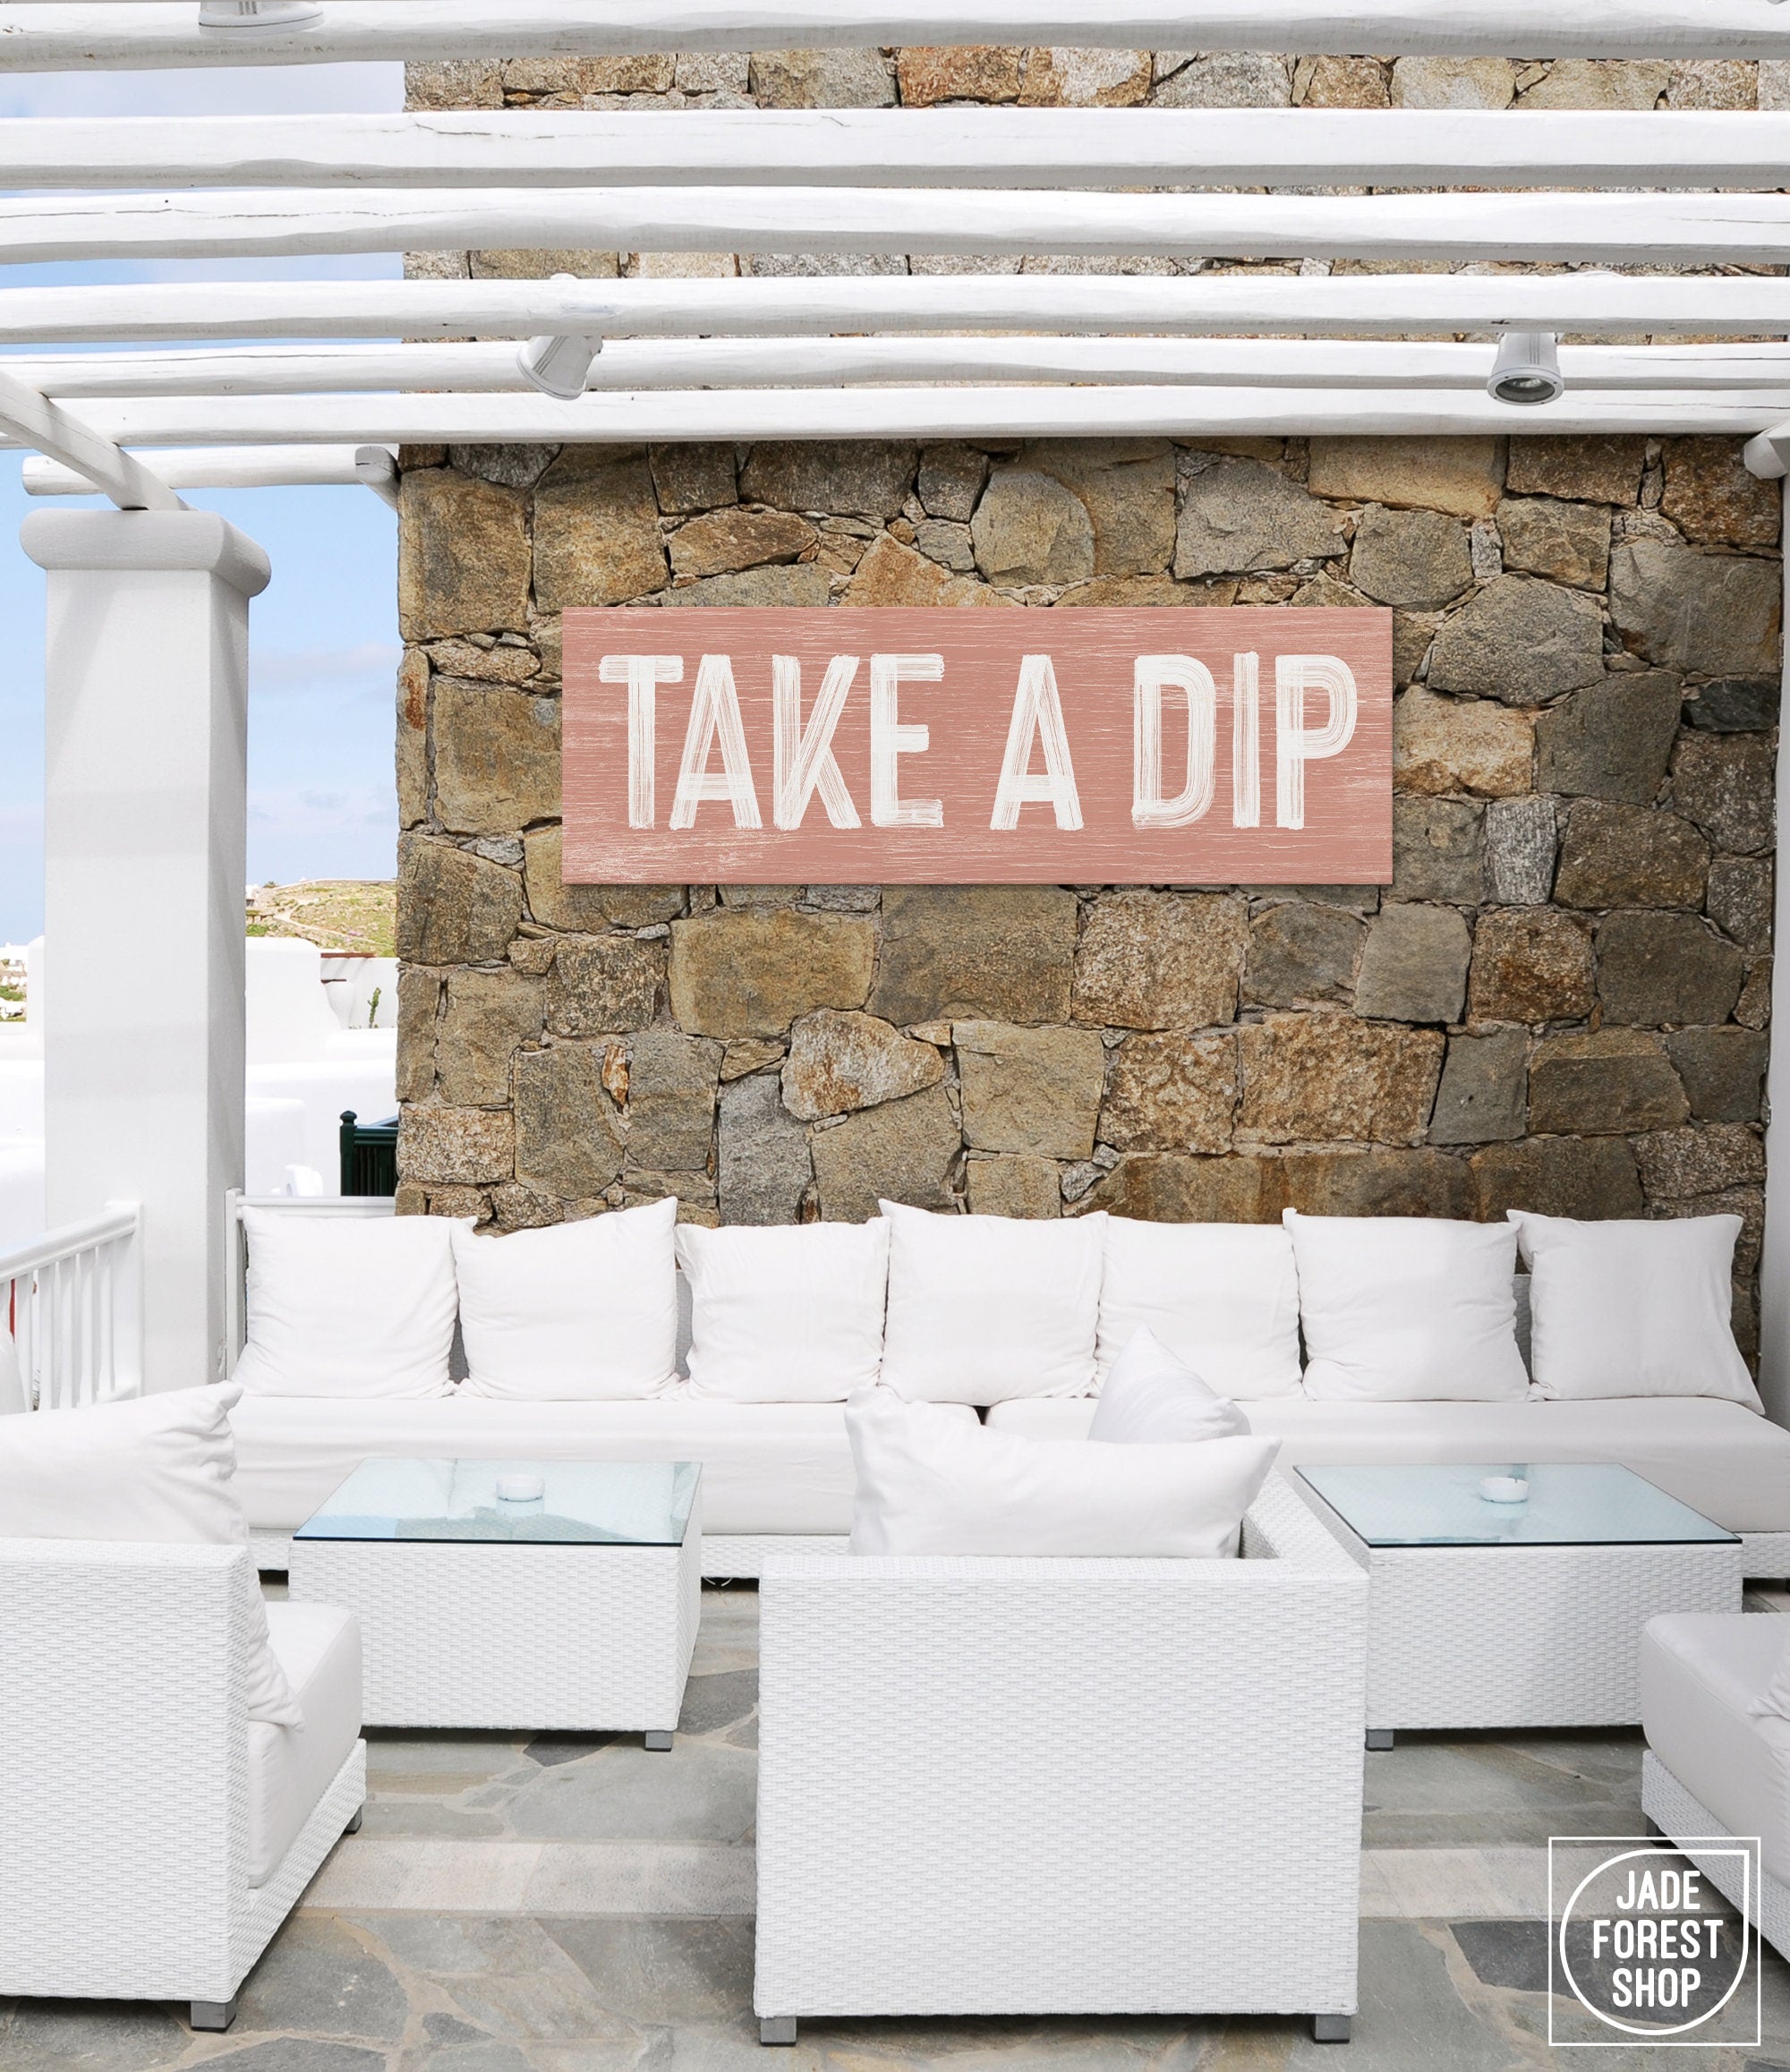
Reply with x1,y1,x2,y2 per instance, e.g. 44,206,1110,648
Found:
562,607,1392,884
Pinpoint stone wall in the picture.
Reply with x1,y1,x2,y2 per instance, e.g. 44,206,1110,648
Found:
394,53,1783,1356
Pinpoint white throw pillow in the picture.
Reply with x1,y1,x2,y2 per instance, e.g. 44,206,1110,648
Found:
1096,1216,1301,1399
0,1327,24,1414
678,1219,889,1403
234,1207,460,1400
0,1384,300,1726
877,1200,1104,1406
847,1385,1279,1557
454,1199,679,1401
1088,1326,1252,1445
1285,1209,1528,1403
1510,1210,1759,1407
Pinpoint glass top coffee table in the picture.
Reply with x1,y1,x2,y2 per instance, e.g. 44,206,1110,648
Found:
288,1458,703,1739
1292,1462,1743,1747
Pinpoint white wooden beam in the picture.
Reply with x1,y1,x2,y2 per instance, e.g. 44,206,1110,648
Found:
0,369,182,510
31,386,1790,448
13,107,1790,192
1,1,1785,70
15,188,1790,269
17,337,1790,397
22,443,395,494
5,272,1790,345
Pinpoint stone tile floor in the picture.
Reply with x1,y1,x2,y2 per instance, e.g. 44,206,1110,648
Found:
7,1585,1790,2072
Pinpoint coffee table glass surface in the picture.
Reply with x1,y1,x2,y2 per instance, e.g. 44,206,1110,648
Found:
294,1457,699,1546
1297,1462,1736,1549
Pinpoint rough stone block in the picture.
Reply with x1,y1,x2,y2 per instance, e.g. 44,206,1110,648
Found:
1352,903,1471,1024
1019,439,1176,578
810,1084,959,1221
840,533,957,606
1608,540,1782,678
396,649,429,829
1470,1136,1643,1220
1594,911,1745,1027
398,470,531,640
1281,1148,1473,1217
489,1182,565,1232
1533,674,1682,803
1100,1029,1237,1155
781,1010,945,1120
1295,55,1390,107
1393,797,1485,903
1073,890,1248,1029
661,566,832,609
648,443,737,515
396,968,440,1105
437,968,544,1107
1243,901,1364,1007
1737,955,1772,1029
917,442,991,521
955,1020,1104,1158
1633,1121,1764,1198
1078,1152,1285,1222
626,1028,721,1172
1236,1014,1444,1146
447,445,558,494
668,507,816,578
424,636,540,686
1173,456,1344,578
968,467,1096,586
872,885,1078,1025
1348,505,1472,609
1664,1027,1769,1122
1021,47,1154,106
1660,437,1783,550
397,835,523,966
1149,51,1292,107
964,1155,1061,1218
1496,497,1612,591
717,1071,811,1225
738,439,916,518
1427,576,1605,707
399,1105,515,1188
514,1053,626,1201
1483,797,1558,906
1305,437,1504,518
522,828,682,933
533,452,669,610
1467,908,1596,1024
670,909,876,1037
1554,801,1709,911
1528,1029,1689,1136
914,519,976,572
1517,58,1670,109
749,47,896,107
431,682,560,837
1707,856,1774,953
1671,733,1777,855
1506,434,1645,506
1428,1028,1529,1146
897,45,1025,104
1683,678,1778,734
1391,55,1515,107
1393,687,1534,798
545,937,665,1036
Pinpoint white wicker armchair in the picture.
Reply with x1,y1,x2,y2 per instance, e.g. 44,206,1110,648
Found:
754,1473,1368,2047
0,1537,366,2030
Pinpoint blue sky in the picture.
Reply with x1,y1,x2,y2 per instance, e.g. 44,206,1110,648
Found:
0,59,406,942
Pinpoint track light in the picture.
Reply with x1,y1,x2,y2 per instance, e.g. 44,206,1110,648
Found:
1487,331,1564,406
516,276,603,399
198,2,325,30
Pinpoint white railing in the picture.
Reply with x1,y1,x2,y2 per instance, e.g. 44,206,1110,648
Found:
0,1200,141,1411
223,1187,393,1359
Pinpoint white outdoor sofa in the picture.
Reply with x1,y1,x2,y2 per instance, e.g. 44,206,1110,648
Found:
752,1474,1368,2047
0,1537,366,2031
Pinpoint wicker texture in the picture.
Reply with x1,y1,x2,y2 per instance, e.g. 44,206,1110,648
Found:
0,1538,364,2005
754,1476,1366,2022
287,1492,701,1730
1642,1751,1790,1963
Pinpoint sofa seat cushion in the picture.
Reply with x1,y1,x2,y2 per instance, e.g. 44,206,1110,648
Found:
229,1394,976,1536
984,1395,1790,1535
1641,1614,1790,1883
249,1601,362,1888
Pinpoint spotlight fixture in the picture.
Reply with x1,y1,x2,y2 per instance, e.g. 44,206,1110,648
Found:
199,2,325,29
1487,331,1564,406
516,276,604,400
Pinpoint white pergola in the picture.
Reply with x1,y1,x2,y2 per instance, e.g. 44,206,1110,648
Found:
9,0,1790,1407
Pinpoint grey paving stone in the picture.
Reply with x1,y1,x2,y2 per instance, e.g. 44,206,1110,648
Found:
806,2013,1212,2066
364,1735,529,1780
361,1802,509,1841
507,1743,756,1846
360,1918,628,2045
1451,1917,1548,1993
196,2046,388,2072
540,1919,754,2029
236,1916,410,2043
1287,1921,1512,2072
524,1734,621,1769
0,2001,188,2072
678,1671,758,1737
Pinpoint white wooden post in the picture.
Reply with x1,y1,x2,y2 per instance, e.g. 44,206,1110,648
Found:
21,508,270,1394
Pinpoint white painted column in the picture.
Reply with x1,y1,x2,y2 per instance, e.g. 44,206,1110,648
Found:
21,509,270,1394
1761,474,1790,1426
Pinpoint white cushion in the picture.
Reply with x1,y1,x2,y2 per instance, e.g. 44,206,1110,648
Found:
234,1208,459,1400
877,1200,1104,1406
1510,1211,1759,1407
1087,1326,1251,1445
454,1199,678,1402
1641,1614,1790,1884
249,1602,362,1886
1096,1216,1300,1400
0,1384,299,1726
0,1327,23,1414
846,1384,1279,1557
1285,1209,1528,1403
678,1219,889,1403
